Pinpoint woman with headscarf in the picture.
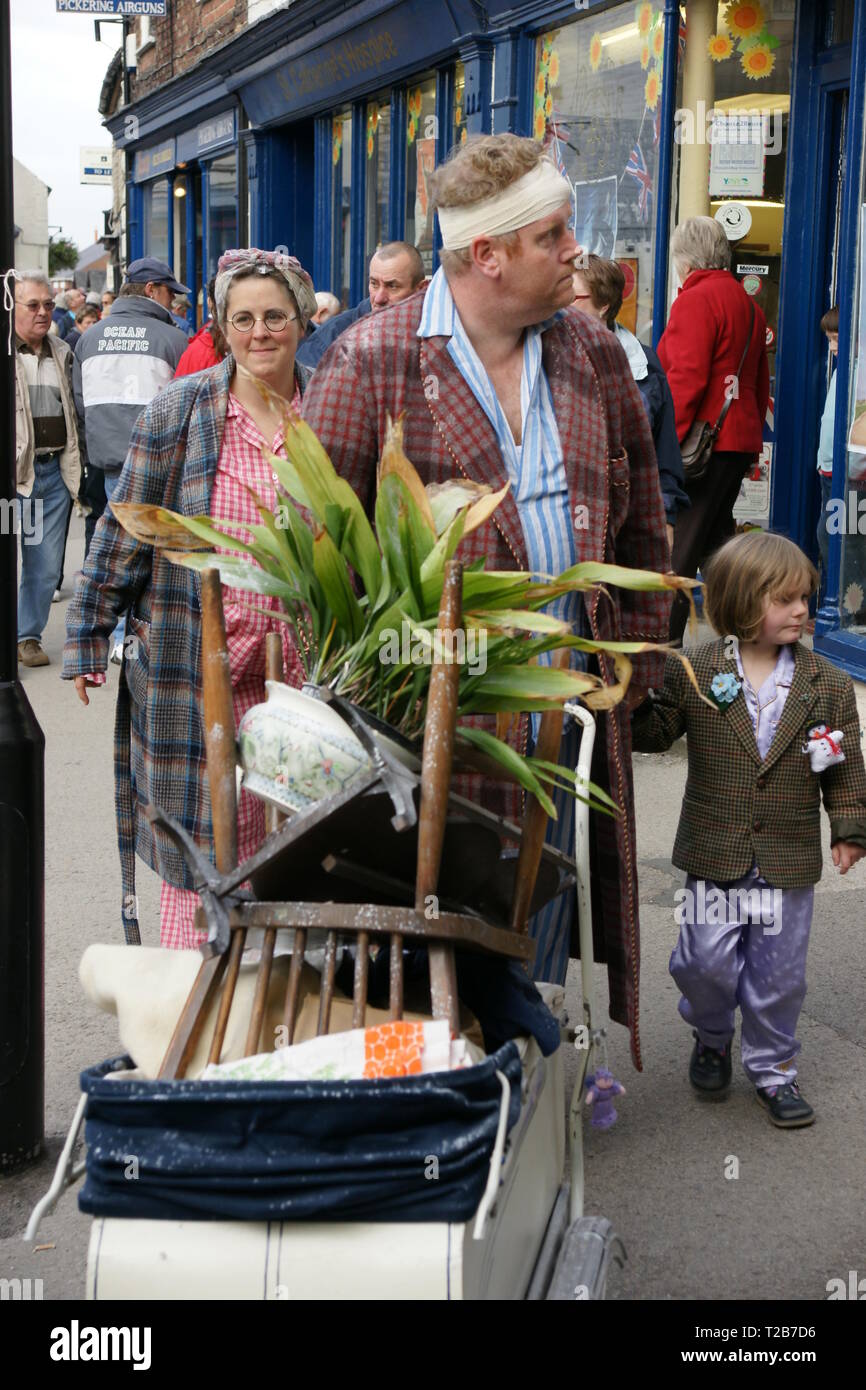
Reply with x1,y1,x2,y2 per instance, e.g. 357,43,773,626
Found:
63,248,318,949
571,254,688,556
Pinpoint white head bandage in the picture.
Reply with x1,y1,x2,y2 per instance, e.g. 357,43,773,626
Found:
437,159,573,252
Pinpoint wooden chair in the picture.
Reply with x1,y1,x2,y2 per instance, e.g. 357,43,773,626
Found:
158,563,566,1080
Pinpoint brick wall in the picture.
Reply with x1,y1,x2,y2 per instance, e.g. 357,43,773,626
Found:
130,0,249,101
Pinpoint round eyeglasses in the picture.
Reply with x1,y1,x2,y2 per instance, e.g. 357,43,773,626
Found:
228,309,297,333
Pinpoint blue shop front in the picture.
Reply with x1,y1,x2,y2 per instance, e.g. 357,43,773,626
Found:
108,0,866,678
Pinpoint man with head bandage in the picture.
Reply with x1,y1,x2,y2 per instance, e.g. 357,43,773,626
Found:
302,133,671,1072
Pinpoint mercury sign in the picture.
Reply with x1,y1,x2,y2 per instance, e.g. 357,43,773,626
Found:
80,147,112,185
57,2,168,14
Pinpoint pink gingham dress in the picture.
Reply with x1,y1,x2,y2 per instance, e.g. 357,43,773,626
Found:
160,390,302,949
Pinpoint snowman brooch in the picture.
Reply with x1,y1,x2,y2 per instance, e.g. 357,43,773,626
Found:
802,723,846,772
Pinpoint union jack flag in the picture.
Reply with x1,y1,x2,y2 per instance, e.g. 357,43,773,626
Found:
626,141,653,224
678,17,687,65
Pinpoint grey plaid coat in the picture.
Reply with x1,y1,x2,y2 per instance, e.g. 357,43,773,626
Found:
632,638,866,886
63,356,308,943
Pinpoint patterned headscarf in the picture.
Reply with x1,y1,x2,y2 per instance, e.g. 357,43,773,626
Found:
214,248,318,329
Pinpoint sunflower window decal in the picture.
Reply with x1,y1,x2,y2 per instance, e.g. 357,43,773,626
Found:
706,1,779,79
407,87,423,145
534,30,561,142
724,2,766,39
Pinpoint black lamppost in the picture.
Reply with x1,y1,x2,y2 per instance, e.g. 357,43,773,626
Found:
0,0,45,1171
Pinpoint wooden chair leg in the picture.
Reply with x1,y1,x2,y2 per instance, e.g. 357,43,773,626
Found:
244,633,286,1057
316,932,338,1035
352,932,369,1029
158,569,240,1079
389,934,404,1020
415,559,462,1034
282,928,307,1044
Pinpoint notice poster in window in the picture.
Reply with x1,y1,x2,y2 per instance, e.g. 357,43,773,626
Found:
848,204,866,456
573,175,618,259
709,115,766,199
414,136,436,254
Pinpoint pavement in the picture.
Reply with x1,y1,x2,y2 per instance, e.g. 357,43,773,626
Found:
1,508,864,1301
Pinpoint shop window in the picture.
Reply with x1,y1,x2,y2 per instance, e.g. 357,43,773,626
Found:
534,9,664,342
405,75,437,272
454,61,468,148
365,97,391,262
675,5,795,358
143,177,170,263
332,111,352,308
207,153,238,280
821,0,855,48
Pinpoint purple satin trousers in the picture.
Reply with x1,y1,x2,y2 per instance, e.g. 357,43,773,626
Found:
669,865,814,1089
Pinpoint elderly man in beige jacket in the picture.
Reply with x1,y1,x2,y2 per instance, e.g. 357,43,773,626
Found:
14,270,82,666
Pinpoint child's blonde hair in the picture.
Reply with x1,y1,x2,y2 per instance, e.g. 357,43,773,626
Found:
703,530,819,642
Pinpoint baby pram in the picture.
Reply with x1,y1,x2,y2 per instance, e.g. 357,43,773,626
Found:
28,566,626,1300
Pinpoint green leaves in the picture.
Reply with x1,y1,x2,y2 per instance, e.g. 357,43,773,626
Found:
109,421,705,825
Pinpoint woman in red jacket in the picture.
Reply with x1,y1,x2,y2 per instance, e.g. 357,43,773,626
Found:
658,217,769,642
174,278,228,378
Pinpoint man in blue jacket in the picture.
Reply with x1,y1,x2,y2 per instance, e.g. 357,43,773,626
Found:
73,256,189,657
296,241,426,370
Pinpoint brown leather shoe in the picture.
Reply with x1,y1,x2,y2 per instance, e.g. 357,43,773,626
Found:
18,639,50,667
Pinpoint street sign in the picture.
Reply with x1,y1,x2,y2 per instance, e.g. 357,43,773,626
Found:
80,146,112,185
56,1,167,15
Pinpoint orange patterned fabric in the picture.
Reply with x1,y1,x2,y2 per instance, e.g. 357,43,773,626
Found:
363,1021,426,1078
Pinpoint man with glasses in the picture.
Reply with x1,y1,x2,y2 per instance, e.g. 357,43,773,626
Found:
14,271,83,666
73,257,188,657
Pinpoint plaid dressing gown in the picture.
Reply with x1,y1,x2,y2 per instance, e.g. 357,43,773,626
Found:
301,289,672,1070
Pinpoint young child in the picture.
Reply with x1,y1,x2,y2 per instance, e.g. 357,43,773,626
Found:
632,531,866,1127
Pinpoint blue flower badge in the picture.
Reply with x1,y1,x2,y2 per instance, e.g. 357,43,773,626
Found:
708,672,742,709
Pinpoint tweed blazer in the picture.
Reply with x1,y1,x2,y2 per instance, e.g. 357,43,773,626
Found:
632,638,866,886
301,289,673,1070
63,356,307,941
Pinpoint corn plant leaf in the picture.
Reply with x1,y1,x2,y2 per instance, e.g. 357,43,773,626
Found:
419,508,466,586
460,663,605,714
526,757,620,812
312,527,364,642
282,419,382,602
110,502,217,551
470,609,572,635
164,551,300,602
378,413,436,534
375,473,414,598
462,481,511,535
456,726,556,819
556,560,701,593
